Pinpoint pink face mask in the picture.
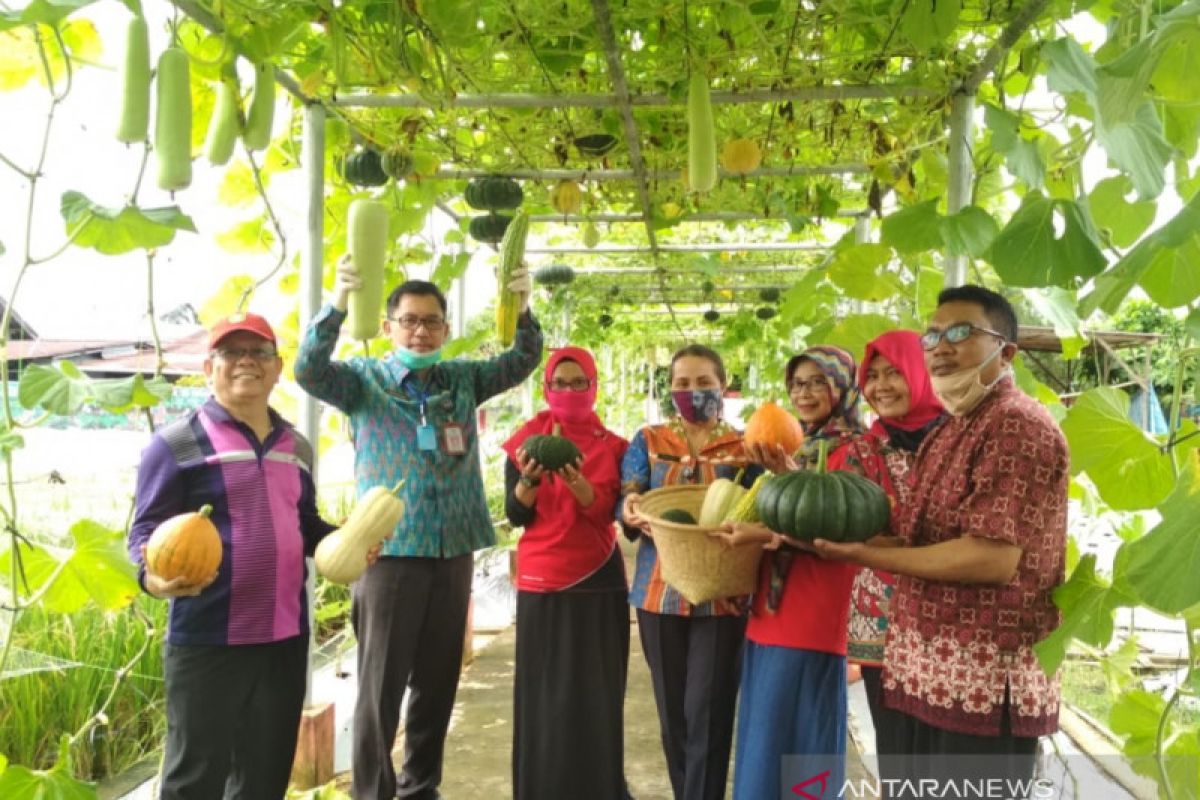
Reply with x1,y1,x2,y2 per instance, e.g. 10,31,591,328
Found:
546,388,596,423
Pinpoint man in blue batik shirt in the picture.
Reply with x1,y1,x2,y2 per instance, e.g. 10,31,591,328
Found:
295,256,542,800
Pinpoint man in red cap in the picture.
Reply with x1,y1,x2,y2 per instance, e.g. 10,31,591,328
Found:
129,311,340,799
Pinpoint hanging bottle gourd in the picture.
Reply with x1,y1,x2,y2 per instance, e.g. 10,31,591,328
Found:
346,199,391,341
154,46,193,192
204,65,240,166
242,62,275,151
115,15,151,143
687,66,717,194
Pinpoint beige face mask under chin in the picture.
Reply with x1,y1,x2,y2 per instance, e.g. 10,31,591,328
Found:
930,344,1009,416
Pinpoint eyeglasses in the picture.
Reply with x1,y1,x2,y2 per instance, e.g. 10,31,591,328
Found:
389,315,446,331
547,378,591,392
212,346,278,362
788,376,831,394
920,322,1006,351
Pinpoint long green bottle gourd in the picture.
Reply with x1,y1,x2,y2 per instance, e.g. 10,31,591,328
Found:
116,15,151,143
687,68,717,193
242,63,275,151
496,209,530,346
154,47,192,192
347,199,391,340
205,68,240,166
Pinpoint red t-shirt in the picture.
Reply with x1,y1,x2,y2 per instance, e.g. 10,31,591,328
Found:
746,441,860,654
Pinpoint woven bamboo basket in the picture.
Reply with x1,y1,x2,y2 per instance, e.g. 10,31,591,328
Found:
637,484,762,604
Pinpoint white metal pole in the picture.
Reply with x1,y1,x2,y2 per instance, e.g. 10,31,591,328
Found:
300,103,326,708
945,93,976,288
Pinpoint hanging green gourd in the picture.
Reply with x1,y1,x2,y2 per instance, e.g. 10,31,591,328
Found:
469,213,512,244
534,264,576,287
687,66,717,193
115,15,151,143
242,62,275,151
465,176,524,211
759,287,781,303
756,307,777,321
582,220,600,248
754,440,891,544
703,309,721,323
382,147,415,181
204,66,240,166
346,199,391,341
154,46,193,192
341,148,389,187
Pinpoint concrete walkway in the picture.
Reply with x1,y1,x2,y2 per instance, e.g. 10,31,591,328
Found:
432,618,875,799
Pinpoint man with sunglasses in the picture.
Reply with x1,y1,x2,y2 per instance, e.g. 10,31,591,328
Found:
129,312,338,799
295,257,542,800
814,285,1068,798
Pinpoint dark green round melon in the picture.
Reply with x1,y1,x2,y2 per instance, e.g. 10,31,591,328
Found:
522,434,582,471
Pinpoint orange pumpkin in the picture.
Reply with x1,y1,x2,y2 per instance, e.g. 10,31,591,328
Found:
743,401,804,455
146,504,222,584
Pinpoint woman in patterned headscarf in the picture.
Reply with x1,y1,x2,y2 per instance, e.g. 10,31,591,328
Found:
713,344,869,800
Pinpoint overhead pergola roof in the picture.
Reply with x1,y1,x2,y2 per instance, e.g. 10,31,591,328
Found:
169,0,1064,312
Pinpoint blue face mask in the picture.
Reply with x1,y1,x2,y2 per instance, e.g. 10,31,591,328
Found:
672,389,723,423
395,346,443,370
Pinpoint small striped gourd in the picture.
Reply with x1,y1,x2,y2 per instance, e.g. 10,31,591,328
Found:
154,47,193,192
115,15,151,143
315,482,406,585
346,199,391,341
204,70,240,166
697,470,746,527
242,63,275,151
549,180,583,216
686,68,716,193
146,504,221,584
726,473,768,523
496,209,530,346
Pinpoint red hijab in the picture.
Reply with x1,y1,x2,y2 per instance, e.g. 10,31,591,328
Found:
501,346,625,502
501,347,626,590
857,330,944,440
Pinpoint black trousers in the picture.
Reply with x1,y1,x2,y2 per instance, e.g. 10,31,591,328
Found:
637,609,746,800
862,665,909,757
160,635,308,800
350,555,473,800
878,700,1040,800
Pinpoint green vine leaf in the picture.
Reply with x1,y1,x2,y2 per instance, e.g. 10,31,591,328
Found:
1087,176,1155,248
60,192,196,256
1043,37,1098,97
216,218,276,254
1022,287,1087,360
984,104,1045,190
1095,102,1175,201
90,374,173,413
430,252,470,290
0,0,98,30
1109,688,1166,759
0,520,139,614
1152,24,1200,103
1059,387,1177,510
880,199,941,253
819,314,902,361
899,0,960,49
986,193,1105,288
1120,455,1200,613
1080,191,1200,316
826,244,900,301
17,362,92,416
1033,554,1128,674
198,275,256,324
0,760,95,799
938,205,999,259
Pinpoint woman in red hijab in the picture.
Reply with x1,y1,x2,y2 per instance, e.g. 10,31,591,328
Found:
847,329,945,757
501,346,630,800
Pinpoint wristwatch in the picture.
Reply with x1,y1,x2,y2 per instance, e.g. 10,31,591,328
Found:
518,475,541,488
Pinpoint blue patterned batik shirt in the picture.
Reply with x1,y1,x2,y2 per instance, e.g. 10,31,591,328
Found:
295,304,543,558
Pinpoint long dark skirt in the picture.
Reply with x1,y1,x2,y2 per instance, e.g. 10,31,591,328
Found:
513,575,631,800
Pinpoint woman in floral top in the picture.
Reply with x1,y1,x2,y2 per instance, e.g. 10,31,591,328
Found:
847,330,945,756
619,344,761,800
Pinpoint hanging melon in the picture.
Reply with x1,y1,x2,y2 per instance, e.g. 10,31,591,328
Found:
550,180,583,216
382,147,415,180
720,138,762,174
466,176,524,211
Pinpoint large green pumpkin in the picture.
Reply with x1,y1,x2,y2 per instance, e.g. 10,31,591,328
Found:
521,434,582,471
755,440,890,543
465,176,524,211
341,148,388,187
534,263,576,286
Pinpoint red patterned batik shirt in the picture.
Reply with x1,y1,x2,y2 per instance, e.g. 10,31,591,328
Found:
884,378,1068,737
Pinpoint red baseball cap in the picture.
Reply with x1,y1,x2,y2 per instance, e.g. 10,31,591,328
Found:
208,312,277,349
